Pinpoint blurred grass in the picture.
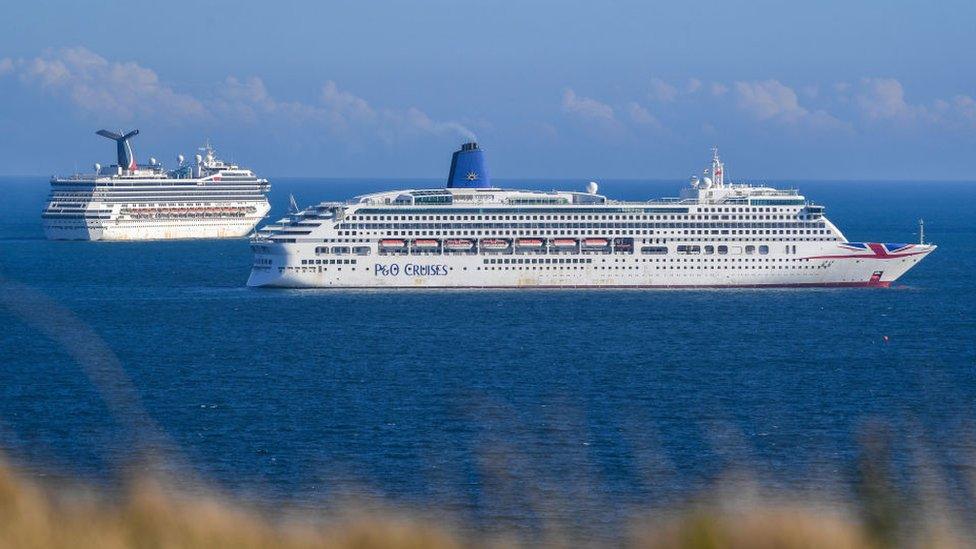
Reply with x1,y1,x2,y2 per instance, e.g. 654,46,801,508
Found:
0,453,970,549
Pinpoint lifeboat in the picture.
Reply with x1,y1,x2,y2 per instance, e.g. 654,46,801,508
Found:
516,238,544,248
481,238,510,250
583,238,609,248
413,239,440,249
380,239,406,248
552,238,577,248
445,239,474,250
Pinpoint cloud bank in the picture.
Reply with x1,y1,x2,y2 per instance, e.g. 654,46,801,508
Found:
560,76,976,136
0,47,478,142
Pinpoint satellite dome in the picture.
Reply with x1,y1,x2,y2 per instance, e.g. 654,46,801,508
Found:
586,181,599,194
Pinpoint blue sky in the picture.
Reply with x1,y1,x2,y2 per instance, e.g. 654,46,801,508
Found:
1,0,974,179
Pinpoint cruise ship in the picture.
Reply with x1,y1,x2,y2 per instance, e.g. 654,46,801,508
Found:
43,130,271,240
247,143,934,288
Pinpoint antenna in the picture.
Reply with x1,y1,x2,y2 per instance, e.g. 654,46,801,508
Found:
919,218,925,245
288,194,299,214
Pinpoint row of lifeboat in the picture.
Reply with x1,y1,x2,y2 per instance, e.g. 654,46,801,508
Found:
379,237,613,251
123,206,256,219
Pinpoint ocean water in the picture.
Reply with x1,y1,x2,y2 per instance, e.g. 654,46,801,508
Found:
1,176,974,537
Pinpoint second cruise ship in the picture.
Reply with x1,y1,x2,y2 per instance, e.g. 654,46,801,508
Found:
43,129,271,241
247,143,934,288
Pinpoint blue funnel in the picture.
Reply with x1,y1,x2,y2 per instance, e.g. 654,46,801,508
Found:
447,142,491,188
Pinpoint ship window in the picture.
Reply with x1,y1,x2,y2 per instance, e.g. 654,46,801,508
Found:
759,245,769,254
718,245,729,255
641,246,668,255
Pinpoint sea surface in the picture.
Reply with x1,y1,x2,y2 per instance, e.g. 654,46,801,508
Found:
1,176,974,538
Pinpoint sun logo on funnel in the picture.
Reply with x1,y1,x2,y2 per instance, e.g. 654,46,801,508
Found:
466,171,479,181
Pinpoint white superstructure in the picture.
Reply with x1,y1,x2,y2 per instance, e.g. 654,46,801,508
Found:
247,144,934,289
43,129,270,241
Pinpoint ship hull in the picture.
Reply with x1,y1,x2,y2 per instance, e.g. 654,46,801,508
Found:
43,202,271,241
247,242,935,289
44,218,264,241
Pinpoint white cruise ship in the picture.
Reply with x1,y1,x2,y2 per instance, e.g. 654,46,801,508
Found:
43,129,271,241
247,143,934,289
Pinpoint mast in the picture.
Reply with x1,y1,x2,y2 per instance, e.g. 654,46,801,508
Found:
711,147,724,187
919,218,925,245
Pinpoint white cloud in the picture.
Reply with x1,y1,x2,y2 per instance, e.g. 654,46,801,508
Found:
626,102,663,130
561,89,615,122
214,75,476,142
854,78,919,121
949,95,976,124
320,80,377,123
710,82,729,96
686,78,703,94
648,77,678,102
10,47,206,121
733,80,807,122
2,47,478,144
852,78,976,130
733,79,846,131
850,78,976,130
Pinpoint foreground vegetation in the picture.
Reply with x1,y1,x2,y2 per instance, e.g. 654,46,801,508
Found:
0,454,970,549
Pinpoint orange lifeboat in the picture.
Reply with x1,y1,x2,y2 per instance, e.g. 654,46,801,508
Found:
444,239,474,250
516,238,544,248
480,238,510,250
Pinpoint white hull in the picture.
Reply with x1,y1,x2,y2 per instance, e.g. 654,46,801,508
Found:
44,201,270,241
44,217,265,241
247,241,934,289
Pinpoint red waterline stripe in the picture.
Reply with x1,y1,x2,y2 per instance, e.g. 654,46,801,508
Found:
255,281,893,290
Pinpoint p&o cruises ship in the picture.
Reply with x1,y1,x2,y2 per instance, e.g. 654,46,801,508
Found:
248,143,934,288
43,129,270,241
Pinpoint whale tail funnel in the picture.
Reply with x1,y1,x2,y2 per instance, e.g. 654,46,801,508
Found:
96,129,139,171
447,142,491,188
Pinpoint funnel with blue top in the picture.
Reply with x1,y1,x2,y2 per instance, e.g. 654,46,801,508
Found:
447,142,491,188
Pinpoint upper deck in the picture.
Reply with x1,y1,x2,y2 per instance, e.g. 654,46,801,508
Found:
51,137,266,187
339,183,809,210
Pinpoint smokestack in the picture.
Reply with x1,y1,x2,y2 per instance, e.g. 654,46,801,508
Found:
96,129,140,171
446,142,491,189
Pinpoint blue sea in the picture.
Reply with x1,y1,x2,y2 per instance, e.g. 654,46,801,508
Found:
1,176,974,538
